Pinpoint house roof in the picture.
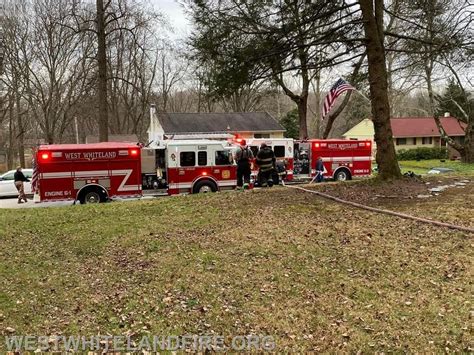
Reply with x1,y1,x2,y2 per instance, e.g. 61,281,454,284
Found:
343,117,466,139
390,117,466,137
157,112,285,134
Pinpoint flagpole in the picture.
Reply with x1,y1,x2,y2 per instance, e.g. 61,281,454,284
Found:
338,76,371,103
352,88,371,103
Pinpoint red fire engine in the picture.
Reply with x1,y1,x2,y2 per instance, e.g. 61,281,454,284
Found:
35,140,238,203
295,139,372,181
234,138,372,182
142,140,237,195
34,142,142,203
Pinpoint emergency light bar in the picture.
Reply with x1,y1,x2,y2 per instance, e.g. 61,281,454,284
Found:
40,152,50,160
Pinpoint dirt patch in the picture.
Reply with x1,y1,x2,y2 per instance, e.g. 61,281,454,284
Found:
303,176,471,206
297,175,473,228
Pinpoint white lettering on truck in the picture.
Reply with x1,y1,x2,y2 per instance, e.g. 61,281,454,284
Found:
45,191,64,197
64,152,117,160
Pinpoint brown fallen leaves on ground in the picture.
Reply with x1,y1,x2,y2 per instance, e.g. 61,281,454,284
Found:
0,175,472,352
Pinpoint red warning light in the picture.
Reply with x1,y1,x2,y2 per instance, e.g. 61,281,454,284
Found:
314,143,320,148
202,171,208,176
130,149,139,156
41,152,50,160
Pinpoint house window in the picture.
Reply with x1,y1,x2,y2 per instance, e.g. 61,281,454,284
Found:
254,133,270,138
197,151,207,166
422,137,433,145
396,138,407,145
215,150,231,165
180,152,195,167
274,145,285,158
412,138,417,145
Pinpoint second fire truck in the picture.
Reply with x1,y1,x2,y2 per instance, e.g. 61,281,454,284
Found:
241,137,372,182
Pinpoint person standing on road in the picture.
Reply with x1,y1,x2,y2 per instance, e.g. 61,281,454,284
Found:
14,166,29,204
256,143,276,187
235,139,253,190
315,157,324,183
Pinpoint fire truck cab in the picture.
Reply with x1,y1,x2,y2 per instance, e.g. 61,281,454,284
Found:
142,140,237,195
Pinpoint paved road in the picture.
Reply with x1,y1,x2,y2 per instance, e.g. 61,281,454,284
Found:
0,195,162,209
0,196,71,209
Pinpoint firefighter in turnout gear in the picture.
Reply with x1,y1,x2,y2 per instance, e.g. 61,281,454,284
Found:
235,139,254,189
256,143,277,187
315,157,324,183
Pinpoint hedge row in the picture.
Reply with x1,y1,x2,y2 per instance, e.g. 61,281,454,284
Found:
397,147,448,161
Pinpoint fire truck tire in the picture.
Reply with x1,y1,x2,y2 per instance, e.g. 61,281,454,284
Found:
334,168,351,182
192,180,217,194
78,185,108,204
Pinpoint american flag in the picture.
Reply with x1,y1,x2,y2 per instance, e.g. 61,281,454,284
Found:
322,78,355,119
31,154,39,193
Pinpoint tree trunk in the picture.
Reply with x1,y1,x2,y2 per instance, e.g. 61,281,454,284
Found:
359,0,401,180
96,0,108,142
322,91,352,139
427,57,472,161
297,96,308,139
7,101,15,170
15,90,25,167
461,124,474,163
314,72,321,138
197,79,202,113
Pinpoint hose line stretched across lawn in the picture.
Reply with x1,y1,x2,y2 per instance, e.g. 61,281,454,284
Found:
285,185,474,234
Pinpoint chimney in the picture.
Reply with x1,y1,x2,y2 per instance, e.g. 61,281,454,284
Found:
444,112,450,117
148,104,156,134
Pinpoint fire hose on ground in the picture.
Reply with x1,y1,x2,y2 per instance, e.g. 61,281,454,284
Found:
284,184,474,234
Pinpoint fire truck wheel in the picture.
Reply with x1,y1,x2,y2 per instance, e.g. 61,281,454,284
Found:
192,180,217,194
78,186,108,204
334,169,351,182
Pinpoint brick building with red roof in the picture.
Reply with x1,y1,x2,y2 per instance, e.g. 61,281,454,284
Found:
343,116,466,158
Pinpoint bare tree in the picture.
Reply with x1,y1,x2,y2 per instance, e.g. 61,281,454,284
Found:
386,0,473,162
106,7,161,138
156,41,188,113
359,0,401,179
68,0,164,141
96,0,108,141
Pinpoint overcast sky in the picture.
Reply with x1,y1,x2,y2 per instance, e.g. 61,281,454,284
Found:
149,0,191,37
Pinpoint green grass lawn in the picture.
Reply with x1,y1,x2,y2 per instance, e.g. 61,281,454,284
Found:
0,182,472,352
399,159,474,175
